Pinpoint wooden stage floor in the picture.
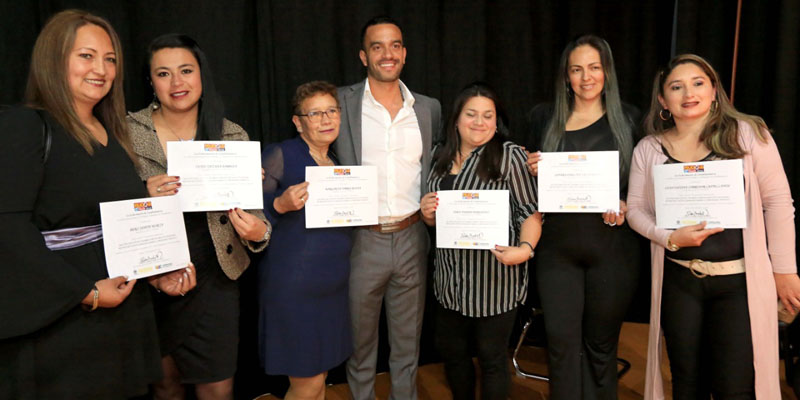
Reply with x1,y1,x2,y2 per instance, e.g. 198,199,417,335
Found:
255,322,797,399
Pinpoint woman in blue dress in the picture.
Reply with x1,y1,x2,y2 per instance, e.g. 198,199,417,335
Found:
259,81,353,400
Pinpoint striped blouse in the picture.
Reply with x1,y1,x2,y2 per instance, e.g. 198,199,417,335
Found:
427,141,538,317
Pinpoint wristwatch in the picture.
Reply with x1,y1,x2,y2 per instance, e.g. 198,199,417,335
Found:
666,235,680,252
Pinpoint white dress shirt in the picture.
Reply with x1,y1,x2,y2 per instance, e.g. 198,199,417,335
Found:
361,79,422,222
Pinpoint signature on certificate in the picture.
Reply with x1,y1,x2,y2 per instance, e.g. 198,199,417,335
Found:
459,232,485,240
684,208,711,217
566,194,592,203
139,250,163,265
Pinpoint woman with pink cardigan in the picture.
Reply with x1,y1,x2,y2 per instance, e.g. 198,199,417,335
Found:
627,53,800,399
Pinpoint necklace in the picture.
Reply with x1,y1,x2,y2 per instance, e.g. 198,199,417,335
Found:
309,149,332,166
157,110,196,141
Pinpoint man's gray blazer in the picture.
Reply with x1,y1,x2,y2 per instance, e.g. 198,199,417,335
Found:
333,80,442,195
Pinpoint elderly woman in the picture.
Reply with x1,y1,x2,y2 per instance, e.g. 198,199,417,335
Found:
627,53,800,399
420,82,542,400
525,34,641,399
259,81,353,400
127,34,269,400
0,10,194,399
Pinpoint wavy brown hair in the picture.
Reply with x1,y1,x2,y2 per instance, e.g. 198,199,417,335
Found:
643,53,767,158
25,9,134,160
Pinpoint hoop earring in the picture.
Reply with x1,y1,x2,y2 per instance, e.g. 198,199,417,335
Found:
659,108,672,121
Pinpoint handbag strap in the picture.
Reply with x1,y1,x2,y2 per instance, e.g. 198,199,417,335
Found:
34,109,52,163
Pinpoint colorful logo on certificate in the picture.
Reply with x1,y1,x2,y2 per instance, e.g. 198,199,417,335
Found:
203,143,226,152
683,164,704,173
462,192,480,200
133,201,153,211
333,168,351,176
568,154,587,161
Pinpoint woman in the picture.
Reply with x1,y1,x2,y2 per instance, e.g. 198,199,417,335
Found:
525,35,641,399
259,81,352,400
0,10,194,399
420,82,542,400
627,54,800,399
127,34,270,400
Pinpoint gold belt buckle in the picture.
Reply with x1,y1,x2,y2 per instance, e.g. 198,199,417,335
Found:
689,259,709,278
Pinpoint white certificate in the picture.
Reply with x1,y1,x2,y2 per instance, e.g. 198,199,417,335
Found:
436,190,509,249
653,159,746,229
538,151,619,213
100,196,190,280
167,141,263,212
304,166,378,228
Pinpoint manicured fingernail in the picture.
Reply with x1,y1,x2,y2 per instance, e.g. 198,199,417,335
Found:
184,272,188,279
176,183,182,187
186,267,192,273
174,189,179,193
179,277,183,284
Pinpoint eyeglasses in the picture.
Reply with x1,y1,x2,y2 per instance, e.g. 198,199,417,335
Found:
296,107,341,122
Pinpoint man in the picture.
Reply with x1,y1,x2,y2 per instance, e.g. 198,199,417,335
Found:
334,15,441,400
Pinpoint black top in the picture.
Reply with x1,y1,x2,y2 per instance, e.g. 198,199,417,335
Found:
0,107,160,399
428,141,538,317
526,102,641,197
662,146,744,262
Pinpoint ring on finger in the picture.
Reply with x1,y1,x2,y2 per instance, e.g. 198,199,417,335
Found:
609,221,617,226
156,186,162,192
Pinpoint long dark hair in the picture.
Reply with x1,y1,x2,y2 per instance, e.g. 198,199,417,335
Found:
147,33,224,140
25,9,134,160
432,82,509,181
643,53,767,158
541,34,633,178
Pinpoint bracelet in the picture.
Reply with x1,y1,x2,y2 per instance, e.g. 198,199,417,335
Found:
519,241,535,259
82,285,99,312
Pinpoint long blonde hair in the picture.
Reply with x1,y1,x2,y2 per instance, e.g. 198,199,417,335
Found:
643,54,767,159
24,9,134,160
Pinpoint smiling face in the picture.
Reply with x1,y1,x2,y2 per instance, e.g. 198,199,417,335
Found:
150,47,203,114
67,23,117,109
292,93,341,150
658,62,717,122
359,23,406,83
457,96,497,152
567,44,605,104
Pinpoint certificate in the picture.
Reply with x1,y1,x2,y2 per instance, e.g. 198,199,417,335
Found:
167,141,263,212
538,151,619,213
304,166,378,228
653,159,746,229
100,196,191,280
435,190,509,250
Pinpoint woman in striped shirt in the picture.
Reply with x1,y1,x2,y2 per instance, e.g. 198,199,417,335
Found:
420,82,542,400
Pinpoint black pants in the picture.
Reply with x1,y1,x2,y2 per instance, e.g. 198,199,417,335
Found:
434,302,518,400
661,260,755,399
536,217,640,400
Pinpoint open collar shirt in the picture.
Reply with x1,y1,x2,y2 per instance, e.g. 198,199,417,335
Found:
361,79,422,222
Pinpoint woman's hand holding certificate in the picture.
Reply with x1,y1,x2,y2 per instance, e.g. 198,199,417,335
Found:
653,159,746,229
99,196,191,281
435,190,509,249
537,151,619,213
167,141,263,212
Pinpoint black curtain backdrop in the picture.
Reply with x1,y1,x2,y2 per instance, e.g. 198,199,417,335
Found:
2,0,798,398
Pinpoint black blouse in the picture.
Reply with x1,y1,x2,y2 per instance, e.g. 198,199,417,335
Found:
0,107,160,399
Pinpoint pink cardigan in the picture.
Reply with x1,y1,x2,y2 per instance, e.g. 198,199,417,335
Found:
626,121,796,399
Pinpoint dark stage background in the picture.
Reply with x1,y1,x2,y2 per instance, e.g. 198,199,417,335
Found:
2,1,798,398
